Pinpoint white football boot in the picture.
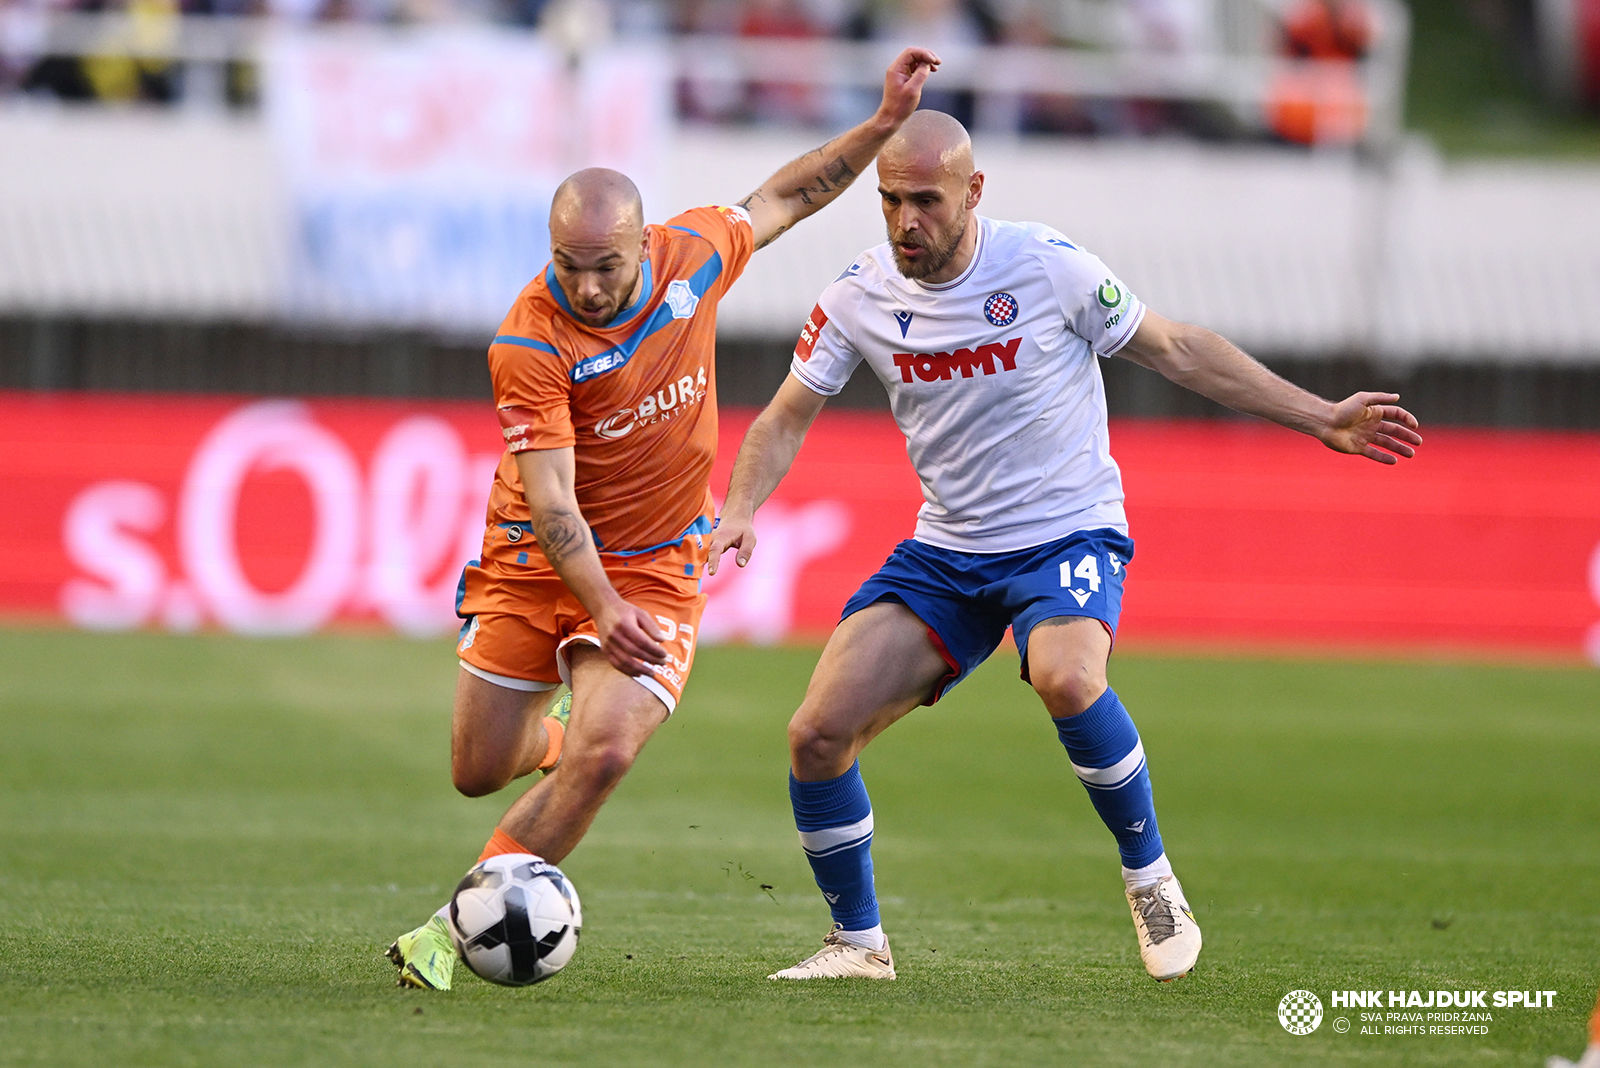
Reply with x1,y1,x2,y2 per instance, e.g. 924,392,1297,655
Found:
768,924,896,980
1547,1046,1600,1068
1126,874,1201,981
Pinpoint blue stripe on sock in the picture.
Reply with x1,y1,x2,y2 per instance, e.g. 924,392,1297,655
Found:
1053,688,1165,869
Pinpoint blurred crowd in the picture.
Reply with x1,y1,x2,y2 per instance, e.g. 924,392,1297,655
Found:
0,0,1377,143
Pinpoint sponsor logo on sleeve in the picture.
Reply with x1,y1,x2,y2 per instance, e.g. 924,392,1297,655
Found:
496,407,538,452
796,305,829,362
983,292,1019,327
1097,279,1124,308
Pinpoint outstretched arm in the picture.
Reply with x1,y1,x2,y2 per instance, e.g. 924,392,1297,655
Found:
707,374,831,573
514,448,668,674
1119,310,1423,464
737,46,940,250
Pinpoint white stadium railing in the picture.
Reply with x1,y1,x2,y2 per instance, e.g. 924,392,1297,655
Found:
2,6,1410,145
2,19,1599,363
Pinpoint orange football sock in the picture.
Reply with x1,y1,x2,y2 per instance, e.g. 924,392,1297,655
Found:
536,714,565,771
478,828,532,863
1589,988,1599,1044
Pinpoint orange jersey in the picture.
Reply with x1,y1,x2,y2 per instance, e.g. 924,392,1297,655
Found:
486,205,755,554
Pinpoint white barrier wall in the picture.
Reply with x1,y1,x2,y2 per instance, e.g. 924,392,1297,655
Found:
3,100,1600,362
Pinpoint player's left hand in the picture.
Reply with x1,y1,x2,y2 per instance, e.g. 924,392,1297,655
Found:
876,47,941,127
1319,392,1423,464
706,512,757,576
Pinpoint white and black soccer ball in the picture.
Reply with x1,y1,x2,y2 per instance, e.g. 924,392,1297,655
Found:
447,853,582,986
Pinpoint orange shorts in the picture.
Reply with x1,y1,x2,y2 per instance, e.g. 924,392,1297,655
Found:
455,526,707,714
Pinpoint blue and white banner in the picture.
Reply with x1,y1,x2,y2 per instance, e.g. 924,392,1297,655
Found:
263,28,668,332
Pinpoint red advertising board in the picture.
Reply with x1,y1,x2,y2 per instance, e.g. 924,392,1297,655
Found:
2,390,1597,662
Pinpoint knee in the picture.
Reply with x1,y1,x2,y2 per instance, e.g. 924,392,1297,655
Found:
1030,657,1108,718
452,752,513,798
562,736,637,791
788,710,854,776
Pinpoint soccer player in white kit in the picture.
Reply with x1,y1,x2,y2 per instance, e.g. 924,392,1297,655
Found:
708,110,1423,982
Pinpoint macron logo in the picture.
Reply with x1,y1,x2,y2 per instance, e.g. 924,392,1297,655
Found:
892,337,1021,383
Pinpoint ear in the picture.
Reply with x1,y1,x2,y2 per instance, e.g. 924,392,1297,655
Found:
966,171,985,210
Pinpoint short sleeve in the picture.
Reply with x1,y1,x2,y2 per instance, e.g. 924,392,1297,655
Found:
1038,233,1146,357
789,296,863,397
487,334,574,453
665,205,756,298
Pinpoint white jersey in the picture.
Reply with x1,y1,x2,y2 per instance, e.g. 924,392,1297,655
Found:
791,215,1145,552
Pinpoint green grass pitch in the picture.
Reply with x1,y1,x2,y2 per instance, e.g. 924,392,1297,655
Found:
0,627,1596,1067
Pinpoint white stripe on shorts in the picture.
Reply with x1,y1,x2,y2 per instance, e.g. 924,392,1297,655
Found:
459,661,558,692
555,635,678,715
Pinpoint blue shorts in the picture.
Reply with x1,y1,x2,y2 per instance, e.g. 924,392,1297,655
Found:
839,527,1135,703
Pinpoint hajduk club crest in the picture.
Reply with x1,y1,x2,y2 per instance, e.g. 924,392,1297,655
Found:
984,292,1018,327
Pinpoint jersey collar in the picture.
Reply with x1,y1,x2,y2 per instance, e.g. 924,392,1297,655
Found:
544,258,655,330
913,216,985,292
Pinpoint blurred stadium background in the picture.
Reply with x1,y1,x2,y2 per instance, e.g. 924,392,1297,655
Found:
0,0,1598,655
3,6,1600,1064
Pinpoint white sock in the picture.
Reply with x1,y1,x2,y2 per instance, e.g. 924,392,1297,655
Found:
835,924,886,951
1122,852,1174,892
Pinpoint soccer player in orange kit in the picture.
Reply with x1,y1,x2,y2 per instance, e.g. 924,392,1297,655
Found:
386,46,942,990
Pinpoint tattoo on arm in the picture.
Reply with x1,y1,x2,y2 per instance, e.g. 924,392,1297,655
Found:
790,155,858,206
755,224,787,250
534,507,589,565
737,190,766,211
822,156,858,187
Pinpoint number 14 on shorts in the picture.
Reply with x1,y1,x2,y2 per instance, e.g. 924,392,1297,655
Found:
1058,552,1122,607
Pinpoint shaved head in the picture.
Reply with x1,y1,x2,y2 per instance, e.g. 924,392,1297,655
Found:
879,109,974,181
550,167,644,242
548,168,648,328
875,110,983,282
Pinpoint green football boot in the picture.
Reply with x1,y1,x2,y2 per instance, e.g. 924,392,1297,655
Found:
386,914,457,990
540,689,572,777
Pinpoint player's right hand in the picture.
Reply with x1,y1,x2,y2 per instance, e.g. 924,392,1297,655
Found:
596,601,669,677
706,513,757,576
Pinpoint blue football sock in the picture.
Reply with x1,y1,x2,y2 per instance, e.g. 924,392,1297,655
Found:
1052,687,1165,869
789,761,880,931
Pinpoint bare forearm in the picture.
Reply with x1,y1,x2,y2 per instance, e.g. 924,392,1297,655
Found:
531,503,623,620
722,410,810,518
739,118,893,248
1161,326,1334,437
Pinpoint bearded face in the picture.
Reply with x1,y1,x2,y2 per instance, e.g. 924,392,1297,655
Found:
888,201,970,281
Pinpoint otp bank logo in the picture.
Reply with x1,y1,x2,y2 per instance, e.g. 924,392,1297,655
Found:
891,337,1021,383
